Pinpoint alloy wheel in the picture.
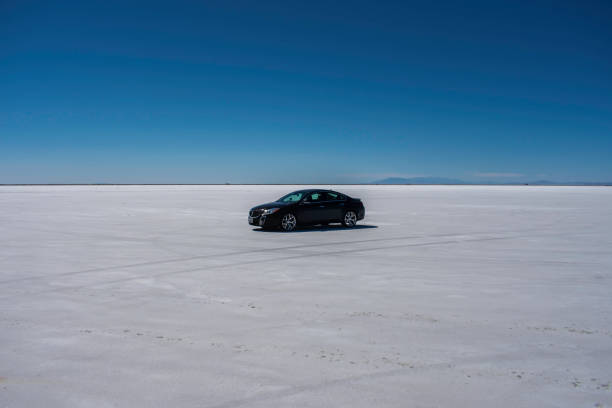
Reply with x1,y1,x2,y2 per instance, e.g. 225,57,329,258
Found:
344,211,357,227
281,213,297,231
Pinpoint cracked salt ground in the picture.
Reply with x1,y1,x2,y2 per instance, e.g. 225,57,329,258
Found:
1,184,611,407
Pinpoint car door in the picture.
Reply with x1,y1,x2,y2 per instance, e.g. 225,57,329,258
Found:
298,191,326,224
322,191,346,221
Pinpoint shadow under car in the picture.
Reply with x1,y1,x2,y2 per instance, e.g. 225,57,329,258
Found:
253,224,378,233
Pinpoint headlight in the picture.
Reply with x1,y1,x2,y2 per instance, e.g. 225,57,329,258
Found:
263,207,280,215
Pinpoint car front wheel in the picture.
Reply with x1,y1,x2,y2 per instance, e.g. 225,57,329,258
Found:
280,213,297,232
342,211,357,227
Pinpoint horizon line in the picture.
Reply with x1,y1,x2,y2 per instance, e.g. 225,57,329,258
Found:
1,183,611,187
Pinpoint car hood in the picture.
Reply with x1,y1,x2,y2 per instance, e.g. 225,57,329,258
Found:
251,201,292,211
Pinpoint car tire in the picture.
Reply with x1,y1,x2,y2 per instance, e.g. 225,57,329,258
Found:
280,213,297,232
342,211,357,227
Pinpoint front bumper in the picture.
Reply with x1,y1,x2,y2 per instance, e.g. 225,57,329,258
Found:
248,212,281,227
248,214,267,226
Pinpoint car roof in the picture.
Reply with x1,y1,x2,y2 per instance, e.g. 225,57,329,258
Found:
291,189,318,194
291,189,343,195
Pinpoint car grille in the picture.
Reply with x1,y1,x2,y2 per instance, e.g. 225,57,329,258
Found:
250,209,264,217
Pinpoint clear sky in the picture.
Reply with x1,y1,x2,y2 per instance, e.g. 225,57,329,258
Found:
1,0,611,183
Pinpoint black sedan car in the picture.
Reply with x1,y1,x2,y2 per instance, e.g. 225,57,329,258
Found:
248,189,365,231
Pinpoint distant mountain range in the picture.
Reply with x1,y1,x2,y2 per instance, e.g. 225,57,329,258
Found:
371,177,612,186
372,177,465,185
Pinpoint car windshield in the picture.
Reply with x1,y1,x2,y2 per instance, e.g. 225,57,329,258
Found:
277,192,304,203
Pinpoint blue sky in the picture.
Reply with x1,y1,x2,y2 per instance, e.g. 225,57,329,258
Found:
1,0,611,183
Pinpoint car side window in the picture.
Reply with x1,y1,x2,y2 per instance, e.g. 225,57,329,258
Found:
325,192,345,201
305,192,323,202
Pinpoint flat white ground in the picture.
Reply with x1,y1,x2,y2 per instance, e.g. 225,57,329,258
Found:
1,185,611,407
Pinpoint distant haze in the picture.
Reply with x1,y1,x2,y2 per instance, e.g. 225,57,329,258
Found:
371,178,612,186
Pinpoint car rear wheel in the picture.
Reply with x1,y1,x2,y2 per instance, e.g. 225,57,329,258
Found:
280,213,297,232
342,211,357,227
